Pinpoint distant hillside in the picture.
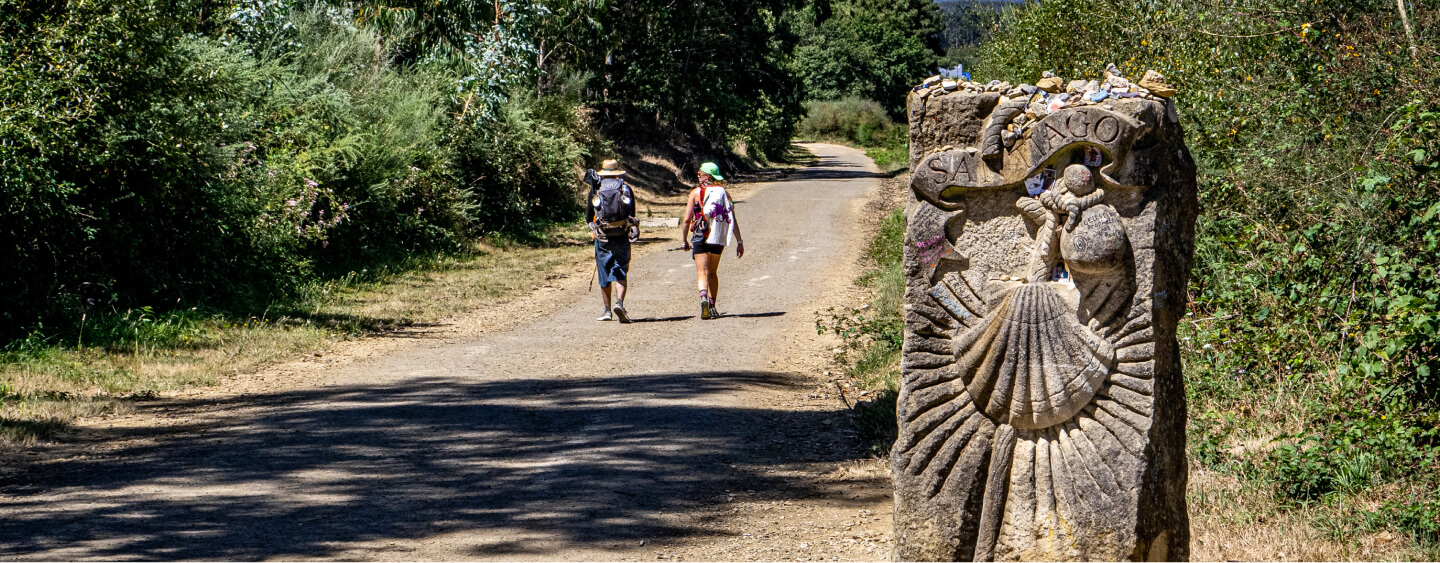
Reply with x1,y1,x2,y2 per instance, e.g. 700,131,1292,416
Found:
934,0,1010,49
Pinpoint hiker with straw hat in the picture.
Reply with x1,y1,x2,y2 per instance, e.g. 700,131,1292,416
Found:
682,162,745,319
585,159,639,322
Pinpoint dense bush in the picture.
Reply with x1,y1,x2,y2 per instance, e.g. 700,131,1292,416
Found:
974,0,1439,545
2,0,297,325
453,92,588,236
797,98,891,143
0,0,590,337
796,97,908,168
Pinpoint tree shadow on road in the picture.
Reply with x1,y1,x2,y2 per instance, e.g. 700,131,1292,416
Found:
782,155,894,181
0,370,881,560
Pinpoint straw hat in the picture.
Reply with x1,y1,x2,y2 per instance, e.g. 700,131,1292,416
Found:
597,159,626,177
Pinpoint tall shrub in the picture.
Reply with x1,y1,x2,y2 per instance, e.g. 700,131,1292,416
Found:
453,92,587,236
796,97,893,144
0,1,559,333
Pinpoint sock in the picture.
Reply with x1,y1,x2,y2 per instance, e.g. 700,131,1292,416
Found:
699,290,709,302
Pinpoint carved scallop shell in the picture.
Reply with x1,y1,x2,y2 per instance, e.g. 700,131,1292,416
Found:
951,283,1115,430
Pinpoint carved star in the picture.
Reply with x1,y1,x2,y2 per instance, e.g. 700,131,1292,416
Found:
921,235,967,284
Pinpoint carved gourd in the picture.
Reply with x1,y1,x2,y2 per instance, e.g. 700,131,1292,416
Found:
1061,204,1127,274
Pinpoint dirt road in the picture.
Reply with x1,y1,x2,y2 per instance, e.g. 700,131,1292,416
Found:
0,144,897,561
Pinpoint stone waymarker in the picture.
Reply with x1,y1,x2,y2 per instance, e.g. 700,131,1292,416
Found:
892,68,1195,561
639,217,681,228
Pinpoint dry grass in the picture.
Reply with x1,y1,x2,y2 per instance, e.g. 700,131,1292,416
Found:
0,227,595,446
0,156,797,447
1189,467,1433,561
316,231,594,323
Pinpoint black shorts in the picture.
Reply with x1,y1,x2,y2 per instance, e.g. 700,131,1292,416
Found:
690,233,724,256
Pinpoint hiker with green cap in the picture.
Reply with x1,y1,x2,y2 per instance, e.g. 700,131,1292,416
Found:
682,162,745,319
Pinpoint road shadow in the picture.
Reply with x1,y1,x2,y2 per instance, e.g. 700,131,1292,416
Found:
0,371,874,560
781,155,893,181
628,315,695,323
720,311,786,319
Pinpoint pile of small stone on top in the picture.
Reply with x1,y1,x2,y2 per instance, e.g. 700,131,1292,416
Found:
911,64,1177,148
914,64,1175,105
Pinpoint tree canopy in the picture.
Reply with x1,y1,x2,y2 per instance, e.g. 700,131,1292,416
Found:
792,0,944,115
0,0,945,332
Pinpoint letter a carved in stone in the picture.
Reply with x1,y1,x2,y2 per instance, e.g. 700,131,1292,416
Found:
896,77,1197,561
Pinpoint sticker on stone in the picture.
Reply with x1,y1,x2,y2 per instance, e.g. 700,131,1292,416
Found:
1024,167,1057,196
1024,175,1045,196
1051,262,1070,281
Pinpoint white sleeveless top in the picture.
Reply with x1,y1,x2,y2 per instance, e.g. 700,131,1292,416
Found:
701,186,734,247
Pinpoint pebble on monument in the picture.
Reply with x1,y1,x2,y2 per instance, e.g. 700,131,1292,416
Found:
892,65,1196,562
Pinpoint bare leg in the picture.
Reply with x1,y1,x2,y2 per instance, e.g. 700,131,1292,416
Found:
601,284,613,310
707,252,723,305
694,253,710,293
613,280,627,305
694,252,713,318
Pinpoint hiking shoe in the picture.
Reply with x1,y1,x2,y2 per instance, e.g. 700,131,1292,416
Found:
613,304,631,324
700,299,713,320
598,310,613,321
709,304,723,319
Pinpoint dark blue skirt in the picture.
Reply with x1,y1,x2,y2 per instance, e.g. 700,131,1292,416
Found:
595,237,631,287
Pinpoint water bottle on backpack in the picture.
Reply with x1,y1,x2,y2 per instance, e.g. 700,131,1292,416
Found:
588,162,636,242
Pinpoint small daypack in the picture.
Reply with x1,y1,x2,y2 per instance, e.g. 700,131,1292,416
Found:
593,178,632,227
689,186,709,237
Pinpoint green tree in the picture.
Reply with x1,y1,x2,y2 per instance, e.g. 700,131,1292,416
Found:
593,0,807,157
793,0,943,115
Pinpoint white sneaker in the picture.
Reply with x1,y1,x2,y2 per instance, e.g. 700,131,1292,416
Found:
613,304,631,324
598,310,613,321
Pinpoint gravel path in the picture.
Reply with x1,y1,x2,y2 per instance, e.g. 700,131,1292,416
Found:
0,144,897,562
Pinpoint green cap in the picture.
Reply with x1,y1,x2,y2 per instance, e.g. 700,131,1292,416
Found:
699,162,724,181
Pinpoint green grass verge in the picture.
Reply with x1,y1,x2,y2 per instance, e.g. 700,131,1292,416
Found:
819,205,906,454
865,146,907,173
